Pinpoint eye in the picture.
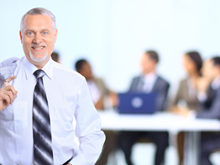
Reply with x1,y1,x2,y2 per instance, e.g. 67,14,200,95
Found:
42,32,47,35
27,32,33,35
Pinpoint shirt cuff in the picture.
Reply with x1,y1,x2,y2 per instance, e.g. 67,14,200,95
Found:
197,92,207,102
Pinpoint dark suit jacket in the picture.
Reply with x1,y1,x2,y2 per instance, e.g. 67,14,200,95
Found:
129,75,170,112
197,85,220,119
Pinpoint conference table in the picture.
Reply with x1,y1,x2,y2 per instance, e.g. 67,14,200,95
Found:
98,109,220,165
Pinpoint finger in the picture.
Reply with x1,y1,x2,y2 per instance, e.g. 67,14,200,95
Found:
4,75,17,87
5,85,18,96
4,90,14,104
1,93,11,106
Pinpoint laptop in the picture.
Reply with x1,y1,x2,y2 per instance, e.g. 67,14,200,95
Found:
117,92,157,114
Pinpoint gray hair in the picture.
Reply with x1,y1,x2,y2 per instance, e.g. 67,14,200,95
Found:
20,7,57,33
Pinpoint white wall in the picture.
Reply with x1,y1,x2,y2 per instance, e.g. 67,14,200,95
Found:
1,0,220,98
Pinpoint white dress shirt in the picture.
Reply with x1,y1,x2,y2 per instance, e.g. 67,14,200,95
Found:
0,57,105,165
142,72,157,93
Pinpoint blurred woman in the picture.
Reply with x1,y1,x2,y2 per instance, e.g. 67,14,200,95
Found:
172,51,203,165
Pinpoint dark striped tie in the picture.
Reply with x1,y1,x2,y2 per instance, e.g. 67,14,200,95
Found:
33,69,53,165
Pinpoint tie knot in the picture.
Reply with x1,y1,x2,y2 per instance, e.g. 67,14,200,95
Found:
34,69,46,79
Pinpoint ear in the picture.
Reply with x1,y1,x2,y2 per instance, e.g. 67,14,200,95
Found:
152,60,157,66
54,29,58,43
216,65,220,73
19,31,23,43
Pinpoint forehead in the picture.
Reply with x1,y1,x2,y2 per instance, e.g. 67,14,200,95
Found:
82,62,90,68
23,15,53,30
142,53,151,61
183,54,193,62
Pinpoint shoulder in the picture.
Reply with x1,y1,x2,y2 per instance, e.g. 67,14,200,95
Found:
129,76,142,86
132,75,141,81
94,77,104,83
157,75,169,86
52,61,85,82
93,77,108,89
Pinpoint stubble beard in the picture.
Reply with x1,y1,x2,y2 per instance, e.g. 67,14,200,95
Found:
29,50,48,63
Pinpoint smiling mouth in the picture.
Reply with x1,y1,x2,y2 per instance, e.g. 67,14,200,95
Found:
32,46,46,51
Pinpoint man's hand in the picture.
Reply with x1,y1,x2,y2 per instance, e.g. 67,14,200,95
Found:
0,76,17,111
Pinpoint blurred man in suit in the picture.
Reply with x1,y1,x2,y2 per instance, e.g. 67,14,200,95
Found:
196,57,220,165
75,59,118,165
176,56,220,165
119,50,170,165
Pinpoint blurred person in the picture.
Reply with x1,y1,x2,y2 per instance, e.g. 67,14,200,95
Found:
173,51,202,111
197,57,220,165
0,7,105,165
75,59,118,109
51,51,60,63
119,50,170,165
75,59,118,165
171,51,202,165
175,57,220,165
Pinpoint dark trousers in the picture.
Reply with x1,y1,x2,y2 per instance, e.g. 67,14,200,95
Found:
96,130,117,165
177,132,184,165
200,132,220,165
118,131,169,165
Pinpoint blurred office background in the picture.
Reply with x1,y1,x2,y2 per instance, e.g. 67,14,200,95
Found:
1,0,220,164
1,0,220,95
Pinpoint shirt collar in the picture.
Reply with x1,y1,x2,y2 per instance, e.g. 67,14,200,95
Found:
142,72,157,82
23,57,53,80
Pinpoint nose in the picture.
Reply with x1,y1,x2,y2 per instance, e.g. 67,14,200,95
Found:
33,33,42,44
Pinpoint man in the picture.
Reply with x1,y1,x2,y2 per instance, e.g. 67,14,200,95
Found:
75,59,117,165
0,8,105,165
75,59,118,109
176,57,220,165
196,57,220,165
119,50,170,165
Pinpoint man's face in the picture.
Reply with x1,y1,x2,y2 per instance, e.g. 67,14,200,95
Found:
140,53,157,74
202,60,215,81
79,62,93,80
20,15,58,68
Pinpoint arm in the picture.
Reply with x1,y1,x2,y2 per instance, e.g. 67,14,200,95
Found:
196,89,220,119
172,81,182,106
69,78,105,165
156,82,170,111
0,57,18,111
128,77,138,92
98,78,110,96
98,78,118,108
0,76,17,111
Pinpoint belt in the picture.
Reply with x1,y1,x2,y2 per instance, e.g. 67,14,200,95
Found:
63,156,73,165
